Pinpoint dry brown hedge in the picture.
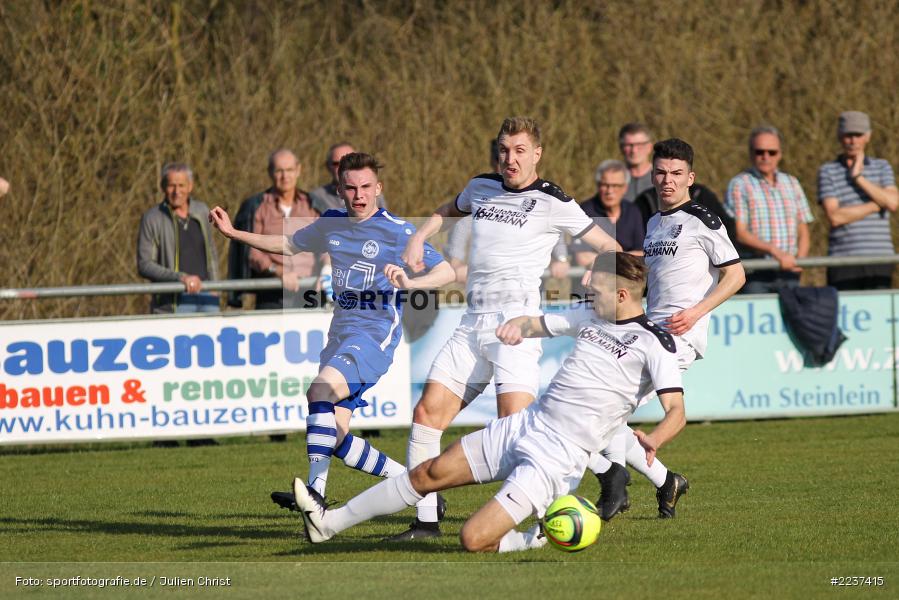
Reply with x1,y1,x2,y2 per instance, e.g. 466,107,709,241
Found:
1,0,897,319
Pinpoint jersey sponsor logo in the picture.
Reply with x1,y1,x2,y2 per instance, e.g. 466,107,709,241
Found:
472,205,529,228
520,198,537,213
345,261,377,291
577,326,630,358
644,240,678,257
362,240,380,258
329,239,340,246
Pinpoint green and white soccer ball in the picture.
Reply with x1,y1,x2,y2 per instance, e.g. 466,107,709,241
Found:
542,495,602,552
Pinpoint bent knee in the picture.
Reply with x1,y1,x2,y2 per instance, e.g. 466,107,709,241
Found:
459,524,495,553
306,380,337,404
408,461,433,491
412,393,457,429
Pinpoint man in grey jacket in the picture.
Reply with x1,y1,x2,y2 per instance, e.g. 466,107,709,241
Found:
137,163,220,313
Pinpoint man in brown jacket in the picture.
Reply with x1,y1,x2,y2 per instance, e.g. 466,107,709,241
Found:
248,149,328,309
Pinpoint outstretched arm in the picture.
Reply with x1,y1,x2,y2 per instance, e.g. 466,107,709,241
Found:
384,261,456,290
402,201,466,270
579,224,622,253
633,390,686,466
495,316,550,345
209,206,297,255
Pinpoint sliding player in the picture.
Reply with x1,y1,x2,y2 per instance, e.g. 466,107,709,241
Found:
294,252,685,552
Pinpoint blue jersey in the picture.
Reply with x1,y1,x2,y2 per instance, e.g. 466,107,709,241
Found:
290,208,444,334
290,209,445,409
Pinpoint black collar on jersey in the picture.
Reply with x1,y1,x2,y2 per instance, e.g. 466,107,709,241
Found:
659,200,723,230
615,313,648,325
474,172,573,201
604,314,677,353
502,177,547,194
659,199,699,217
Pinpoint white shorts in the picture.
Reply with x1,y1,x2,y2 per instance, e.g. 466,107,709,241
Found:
461,408,589,521
427,311,542,403
636,334,698,408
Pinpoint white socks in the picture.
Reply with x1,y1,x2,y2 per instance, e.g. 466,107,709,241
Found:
498,524,547,553
587,452,613,474
622,425,668,488
327,471,423,535
407,423,443,523
603,427,628,465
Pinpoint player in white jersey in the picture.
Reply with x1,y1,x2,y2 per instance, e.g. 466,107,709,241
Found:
293,252,685,553
390,117,620,539
590,138,745,521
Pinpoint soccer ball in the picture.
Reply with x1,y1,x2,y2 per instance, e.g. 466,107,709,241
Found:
542,495,602,552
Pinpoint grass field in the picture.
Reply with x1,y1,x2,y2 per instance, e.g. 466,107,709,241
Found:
2,414,899,599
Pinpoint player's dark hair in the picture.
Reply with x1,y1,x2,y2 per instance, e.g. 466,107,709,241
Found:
338,152,383,180
652,138,694,170
618,122,653,144
591,252,648,295
497,116,541,147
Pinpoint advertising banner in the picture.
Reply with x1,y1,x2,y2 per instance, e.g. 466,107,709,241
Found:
411,295,898,425
633,293,896,421
0,311,410,445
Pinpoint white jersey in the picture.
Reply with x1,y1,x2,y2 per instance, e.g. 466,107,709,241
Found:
455,174,594,313
538,303,683,453
643,201,740,357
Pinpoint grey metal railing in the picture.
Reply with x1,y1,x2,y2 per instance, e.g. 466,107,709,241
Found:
2,254,898,300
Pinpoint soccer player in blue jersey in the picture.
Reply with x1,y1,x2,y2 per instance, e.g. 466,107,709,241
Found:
209,153,455,503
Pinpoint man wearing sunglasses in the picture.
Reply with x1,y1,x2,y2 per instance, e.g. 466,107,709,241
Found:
724,125,814,294
817,111,898,290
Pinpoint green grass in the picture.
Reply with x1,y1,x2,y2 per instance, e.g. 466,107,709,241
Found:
2,414,899,599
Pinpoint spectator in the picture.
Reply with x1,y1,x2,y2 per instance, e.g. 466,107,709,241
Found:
137,162,219,313
725,125,813,293
818,111,899,290
0,177,9,198
309,142,387,213
635,183,737,246
618,123,655,202
226,192,263,308
246,149,326,310
570,160,644,297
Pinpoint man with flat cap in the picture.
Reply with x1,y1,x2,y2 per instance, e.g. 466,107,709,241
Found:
818,111,899,290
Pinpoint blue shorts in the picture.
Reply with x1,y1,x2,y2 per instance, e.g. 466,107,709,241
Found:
320,332,396,411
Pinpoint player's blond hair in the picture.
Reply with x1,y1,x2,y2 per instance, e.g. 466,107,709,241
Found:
497,116,542,147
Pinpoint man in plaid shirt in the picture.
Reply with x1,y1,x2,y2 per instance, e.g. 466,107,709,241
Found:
725,125,813,293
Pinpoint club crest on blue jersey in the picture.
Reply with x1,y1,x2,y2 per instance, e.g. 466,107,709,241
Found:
362,240,380,258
